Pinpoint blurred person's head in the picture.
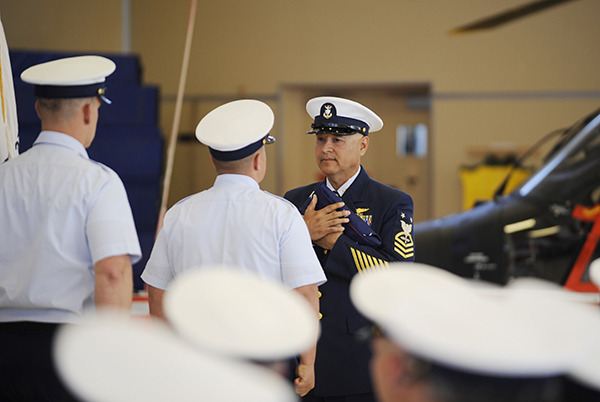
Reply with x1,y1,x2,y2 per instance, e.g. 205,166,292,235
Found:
370,334,561,402
350,263,596,402
163,267,320,375
54,312,297,402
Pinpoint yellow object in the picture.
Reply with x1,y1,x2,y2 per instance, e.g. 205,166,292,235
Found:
350,247,389,273
460,165,531,210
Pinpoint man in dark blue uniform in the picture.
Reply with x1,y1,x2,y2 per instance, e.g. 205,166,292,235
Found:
284,96,415,402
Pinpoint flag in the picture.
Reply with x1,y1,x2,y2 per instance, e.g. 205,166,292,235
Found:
0,16,18,164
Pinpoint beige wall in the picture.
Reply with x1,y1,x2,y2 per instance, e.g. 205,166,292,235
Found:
0,0,122,52
135,0,600,216
2,0,599,216
131,0,600,93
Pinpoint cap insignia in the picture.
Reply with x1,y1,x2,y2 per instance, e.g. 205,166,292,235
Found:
322,103,334,119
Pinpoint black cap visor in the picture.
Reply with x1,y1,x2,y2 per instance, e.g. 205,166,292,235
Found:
34,83,112,104
307,115,370,136
209,134,276,161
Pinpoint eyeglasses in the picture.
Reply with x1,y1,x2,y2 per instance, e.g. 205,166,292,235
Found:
354,324,385,343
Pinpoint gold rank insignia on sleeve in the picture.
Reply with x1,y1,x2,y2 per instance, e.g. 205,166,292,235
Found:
394,220,414,259
350,247,389,273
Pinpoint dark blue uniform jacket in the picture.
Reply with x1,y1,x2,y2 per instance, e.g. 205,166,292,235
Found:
284,167,415,397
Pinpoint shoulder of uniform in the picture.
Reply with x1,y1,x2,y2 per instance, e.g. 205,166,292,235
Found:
262,191,301,211
84,160,129,189
86,159,119,177
171,193,196,208
367,179,413,204
160,194,198,227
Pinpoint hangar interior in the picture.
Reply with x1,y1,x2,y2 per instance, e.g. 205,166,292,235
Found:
3,0,599,218
2,1,600,401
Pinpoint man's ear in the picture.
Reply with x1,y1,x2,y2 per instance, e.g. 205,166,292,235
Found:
385,351,419,401
359,135,369,156
34,99,42,120
82,102,92,125
252,151,261,171
374,339,414,393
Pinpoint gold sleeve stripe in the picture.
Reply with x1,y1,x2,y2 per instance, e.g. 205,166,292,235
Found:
357,250,371,269
356,247,368,272
394,242,414,253
350,247,393,272
365,253,377,270
350,247,363,272
394,247,414,259
356,250,367,271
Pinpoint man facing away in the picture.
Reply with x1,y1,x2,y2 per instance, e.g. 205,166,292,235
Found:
0,56,141,401
141,99,326,397
351,265,587,402
284,96,415,402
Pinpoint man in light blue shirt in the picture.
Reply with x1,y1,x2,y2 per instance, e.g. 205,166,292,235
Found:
0,56,141,402
142,99,326,398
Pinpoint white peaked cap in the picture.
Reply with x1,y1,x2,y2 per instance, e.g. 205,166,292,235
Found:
164,267,320,360
54,312,296,402
350,262,594,377
21,55,115,86
306,96,383,134
569,326,600,392
195,99,275,159
506,276,600,304
350,262,470,324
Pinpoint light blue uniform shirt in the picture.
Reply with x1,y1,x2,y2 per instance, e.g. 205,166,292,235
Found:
142,174,326,290
0,131,141,323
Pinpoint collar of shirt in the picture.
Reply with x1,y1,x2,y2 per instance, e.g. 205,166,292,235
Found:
33,131,89,159
326,166,361,197
214,173,260,190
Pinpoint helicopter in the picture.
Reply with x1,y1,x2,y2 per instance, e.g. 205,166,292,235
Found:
414,109,600,292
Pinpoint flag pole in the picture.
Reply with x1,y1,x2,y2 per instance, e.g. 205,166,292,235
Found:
156,0,198,234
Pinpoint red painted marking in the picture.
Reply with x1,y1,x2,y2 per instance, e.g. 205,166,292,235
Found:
565,205,600,292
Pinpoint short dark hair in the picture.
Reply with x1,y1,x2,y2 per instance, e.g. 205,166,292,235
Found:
36,97,94,118
211,151,256,174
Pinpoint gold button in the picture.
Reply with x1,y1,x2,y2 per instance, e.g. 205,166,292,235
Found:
319,313,323,320
317,291,322,298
